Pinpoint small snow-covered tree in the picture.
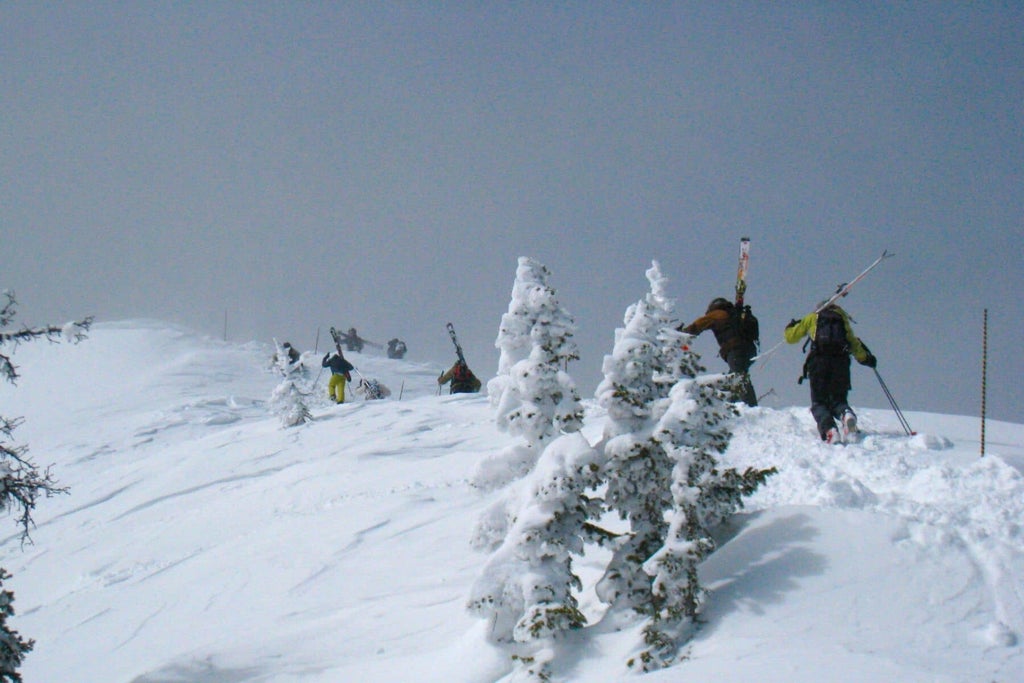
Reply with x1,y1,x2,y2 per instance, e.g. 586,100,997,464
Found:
629,375,775,671
0,291,91,680
467,432,602,681
270,379,311,427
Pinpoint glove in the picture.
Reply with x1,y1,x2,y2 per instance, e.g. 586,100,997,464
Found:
786,318,799,329
862,353,877,368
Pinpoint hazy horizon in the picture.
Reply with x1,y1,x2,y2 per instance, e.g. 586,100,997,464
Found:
4,3,1021,421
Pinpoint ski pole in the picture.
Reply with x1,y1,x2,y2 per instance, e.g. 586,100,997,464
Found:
873,368,914,436
751,339,784,368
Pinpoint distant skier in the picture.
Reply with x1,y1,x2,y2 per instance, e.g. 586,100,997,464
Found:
680,297,759,406
387,338,407,359
322,349,355,404
785,302,877,443
438,359,482,394
282,342,301,364
340,328,364,353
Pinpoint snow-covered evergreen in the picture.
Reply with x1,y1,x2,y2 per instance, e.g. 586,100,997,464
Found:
487,256,583,452
471,258,585,549
594,261,699,613
469,258,599,680
633,376,775,671
467,432,602,679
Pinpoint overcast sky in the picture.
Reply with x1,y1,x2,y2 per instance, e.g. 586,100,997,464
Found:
3,2,1021,422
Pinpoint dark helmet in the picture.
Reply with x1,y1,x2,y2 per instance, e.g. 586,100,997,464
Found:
283,342,292,348
707,297,732,312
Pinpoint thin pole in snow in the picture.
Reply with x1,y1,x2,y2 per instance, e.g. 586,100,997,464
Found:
981,308,988,457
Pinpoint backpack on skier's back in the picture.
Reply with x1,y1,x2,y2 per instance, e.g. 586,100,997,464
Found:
731,303,760,348
813,307,849,355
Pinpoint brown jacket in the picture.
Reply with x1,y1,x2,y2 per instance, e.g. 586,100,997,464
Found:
683,308,747,359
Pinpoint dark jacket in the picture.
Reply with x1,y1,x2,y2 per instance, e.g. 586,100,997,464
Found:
683,305,754,360
322,352,354,379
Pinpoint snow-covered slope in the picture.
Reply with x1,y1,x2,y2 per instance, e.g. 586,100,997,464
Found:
0,321,1021,682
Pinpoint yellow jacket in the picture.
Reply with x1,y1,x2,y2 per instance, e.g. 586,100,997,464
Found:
784,305,871,363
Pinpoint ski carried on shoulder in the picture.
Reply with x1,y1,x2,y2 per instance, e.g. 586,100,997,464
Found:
735,236,751,307
752,248,892,365
446,322,467,365
813,250,894,314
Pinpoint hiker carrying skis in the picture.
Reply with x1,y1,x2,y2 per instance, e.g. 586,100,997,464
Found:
438,360,481,394
785,303,877,443
322,349,355,404
680,297,759,407
339,328,364,353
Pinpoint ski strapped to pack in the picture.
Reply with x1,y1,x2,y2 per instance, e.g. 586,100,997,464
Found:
735,236,751,308
732,237,759,350
814,250,894,314
446,322,467,366
754,249,893,366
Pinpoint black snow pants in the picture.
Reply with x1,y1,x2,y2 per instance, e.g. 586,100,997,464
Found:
725,345,758,407
806,352,852,439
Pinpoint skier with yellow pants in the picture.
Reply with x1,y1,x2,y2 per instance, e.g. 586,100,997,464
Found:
322,350,354,404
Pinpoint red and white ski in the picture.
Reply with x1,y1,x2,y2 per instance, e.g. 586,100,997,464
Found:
735,237,751,307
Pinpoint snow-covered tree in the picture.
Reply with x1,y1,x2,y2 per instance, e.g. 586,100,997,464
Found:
470,262,775,677
489,257,583,451
629,375,775,671
467,432,602,681
471,257,585,548
270,378,312,428
0,291,91,680
594,261,702,613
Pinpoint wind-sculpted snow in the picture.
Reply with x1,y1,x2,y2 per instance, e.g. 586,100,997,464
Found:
0,321,1020,682
725,406,1024,651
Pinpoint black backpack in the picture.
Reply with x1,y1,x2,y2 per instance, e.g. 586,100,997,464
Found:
730,304,760,348
813,308,849,355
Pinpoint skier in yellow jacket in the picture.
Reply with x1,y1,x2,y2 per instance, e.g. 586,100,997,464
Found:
785,303,877,443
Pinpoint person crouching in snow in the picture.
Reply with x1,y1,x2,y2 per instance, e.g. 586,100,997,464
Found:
438,360,481,394
354,377,391,400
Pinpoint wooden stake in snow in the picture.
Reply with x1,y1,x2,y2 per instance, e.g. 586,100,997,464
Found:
981,308,988,457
